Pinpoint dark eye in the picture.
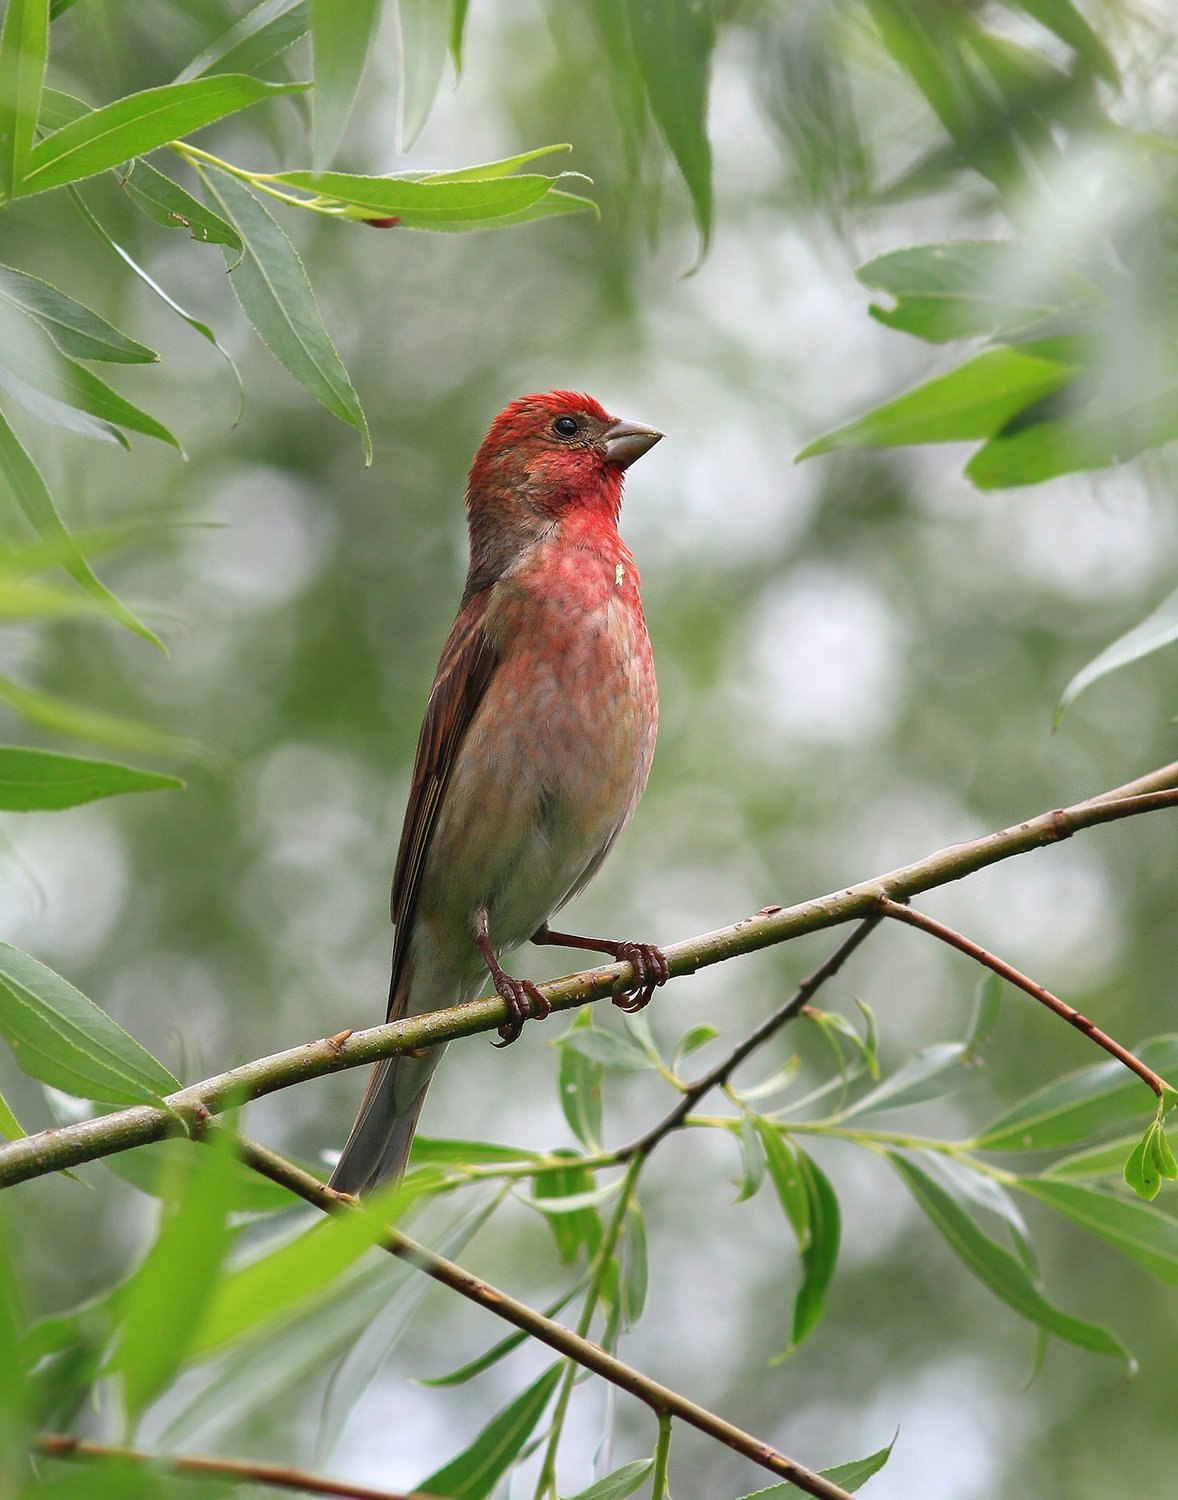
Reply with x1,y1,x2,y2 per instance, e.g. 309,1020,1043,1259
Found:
553,415,580,437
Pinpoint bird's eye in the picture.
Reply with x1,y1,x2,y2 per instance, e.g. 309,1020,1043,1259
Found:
553,415,580,437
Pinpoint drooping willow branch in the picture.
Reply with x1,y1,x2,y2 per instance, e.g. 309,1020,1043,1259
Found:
1,765,1177,1190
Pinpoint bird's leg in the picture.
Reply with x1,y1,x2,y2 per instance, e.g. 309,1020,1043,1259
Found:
532,923,670,1014
475,907,551,1047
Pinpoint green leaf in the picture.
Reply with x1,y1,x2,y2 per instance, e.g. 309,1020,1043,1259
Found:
0,747,181,811
1006,0,1117,85
672,1022,718,1067
316,1188,501,1457
0,940,179,1105
113,1130,238,1426
417,144,574,183
786,1148,840,1354
966,973,1003,1053
0,1085,25,1140
20,76,307,196
1124,1128,1160,1201
408,1135,538,1167
417,1362,562,1500
419,1281,585,1387
974,1037,1178,1152
621,1199,648,1327
273,168,558,224
797,347,1080,460
450,0,471,71
120,159,242,249
733,1436,895,1498
858,241,1060,344
1045,1135,1145,1183
735,1111,767,1202
200,168,371,462
530,1162,607,1264
415,185,597,233
102,1137,296,1213
757,1123,810,1249
565,1459,654,1500
190,1177,442,1358
965,384,1178,489
398,0,451,149
629,0,715,250
840,1041,972,1118
0,0,48,200
558,1011,603,1150
0,408,161,645
68,184,244,408
1020,1179,1178,1288
558,1026,655,1073
0,266,155,365
1056,588,1178,726
887,1151,1130,1360
0,674,216,770
310,0,379,167
175,0,308,83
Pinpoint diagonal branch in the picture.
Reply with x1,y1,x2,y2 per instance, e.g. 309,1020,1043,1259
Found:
877,897,1174,1099
37,1434,438,1500
234,1133,858,1500
1,767,1177,1189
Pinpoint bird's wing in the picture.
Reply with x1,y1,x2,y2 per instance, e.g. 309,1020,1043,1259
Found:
387,587,499,1017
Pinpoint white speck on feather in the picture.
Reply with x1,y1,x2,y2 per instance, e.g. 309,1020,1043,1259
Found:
615,563,626,587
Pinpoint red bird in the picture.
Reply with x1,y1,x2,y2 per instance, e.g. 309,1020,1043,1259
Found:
331,391,667,1194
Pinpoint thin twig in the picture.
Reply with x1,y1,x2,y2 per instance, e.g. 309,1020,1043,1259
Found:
877,897,1174,1099
2,769,1178,1190
616,915,882,1161
230,1135,857,1500
36,1434,437,1500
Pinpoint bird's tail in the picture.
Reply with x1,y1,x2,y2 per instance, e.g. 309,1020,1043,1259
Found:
328,961,444,1196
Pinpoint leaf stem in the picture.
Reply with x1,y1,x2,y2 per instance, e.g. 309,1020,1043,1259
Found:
652,1412,673,1498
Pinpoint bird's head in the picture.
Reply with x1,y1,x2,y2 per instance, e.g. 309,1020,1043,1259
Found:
466,391,662,551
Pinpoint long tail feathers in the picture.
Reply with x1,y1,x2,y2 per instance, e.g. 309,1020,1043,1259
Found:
329,959,441,1196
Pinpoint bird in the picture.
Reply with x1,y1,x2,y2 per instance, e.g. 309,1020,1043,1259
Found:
330,390,668,1195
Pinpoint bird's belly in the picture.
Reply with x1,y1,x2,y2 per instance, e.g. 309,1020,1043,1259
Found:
414,591,655,959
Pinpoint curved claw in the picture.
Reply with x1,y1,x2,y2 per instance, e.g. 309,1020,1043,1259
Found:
611,942,670,1014
492,976,550,1047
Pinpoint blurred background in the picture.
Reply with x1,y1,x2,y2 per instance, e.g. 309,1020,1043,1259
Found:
2,0,1178,1496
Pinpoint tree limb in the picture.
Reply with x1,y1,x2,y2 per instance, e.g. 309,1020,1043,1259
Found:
1,766,1176,1190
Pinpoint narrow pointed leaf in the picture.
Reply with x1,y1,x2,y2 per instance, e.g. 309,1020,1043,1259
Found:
788,1148,840,1353
120,159,242,249
450,0,471,70
1007,0,1117,84
20,76,306,196
201,169,370,461
0,940,179,1104
0,1085,25,1140
398,0,450,149
558,1011,603,1150
840,1042,971,1118
888,1151,1129,1359
0,0,48,200
566,1459,654,1500
733,1437,895,1498
190,1176,442,1357
1020,1179,1178,1288
756,1123,810,1248
175,0,308,83
0,747,181,811
113,1129,238,1425
797,348,1080,459
1056,588,1178,725
0,675,215,769
0,266,155,364
0,410,161,645
69,185,243,406
417,1363,562,1500
421,145,573,183
310,0,378,167
273,168,557,223
419,1281,585,1387
559,1027,655,1072
974,1037,1178,1152
629,0,715,249
408,1135,537,1167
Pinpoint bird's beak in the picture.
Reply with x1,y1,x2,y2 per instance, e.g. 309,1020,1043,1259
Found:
603,418,663,470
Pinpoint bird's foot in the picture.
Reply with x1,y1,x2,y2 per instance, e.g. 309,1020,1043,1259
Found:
609,941,670,1014
492,972,551,1047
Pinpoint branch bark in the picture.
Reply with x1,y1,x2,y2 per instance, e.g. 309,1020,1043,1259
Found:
1,767,1176,1190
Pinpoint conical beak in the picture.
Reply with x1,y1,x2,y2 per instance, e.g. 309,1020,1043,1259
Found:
603,418,663,470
